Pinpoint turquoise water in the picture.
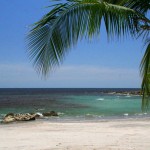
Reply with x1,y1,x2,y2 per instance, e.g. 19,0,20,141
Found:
59,94,144,118
0,88,149,120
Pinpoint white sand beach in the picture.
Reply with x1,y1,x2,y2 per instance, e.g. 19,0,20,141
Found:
0,118,150,150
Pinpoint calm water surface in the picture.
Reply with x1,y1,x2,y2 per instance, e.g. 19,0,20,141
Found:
0,88,149,121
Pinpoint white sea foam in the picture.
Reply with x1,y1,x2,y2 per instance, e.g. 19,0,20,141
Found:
36,112,43,117
85,114,103,119
125,93,131,98
135,113,147,116
124,113,129,116
86,113,92,116
96,98,104,101
126,95,131,98
57,112,65,115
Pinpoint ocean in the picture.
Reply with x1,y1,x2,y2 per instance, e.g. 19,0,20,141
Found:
0,88,149,121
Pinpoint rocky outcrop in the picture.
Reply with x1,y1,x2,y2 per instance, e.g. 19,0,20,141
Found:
3,113,35,123
14,113,36,121
5,113,14,117
3,115,16,123
2,111,58,123
42,111,58,117
101,90,141,96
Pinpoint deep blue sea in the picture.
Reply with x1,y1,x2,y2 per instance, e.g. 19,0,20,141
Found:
0,88,149,121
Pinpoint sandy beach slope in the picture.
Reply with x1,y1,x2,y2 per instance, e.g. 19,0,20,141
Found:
0,118,150,150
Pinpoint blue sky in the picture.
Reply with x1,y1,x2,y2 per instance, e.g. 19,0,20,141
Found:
0,0,145,88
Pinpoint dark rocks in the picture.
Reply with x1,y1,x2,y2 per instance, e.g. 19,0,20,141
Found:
2,111,58,123
104,90,141,96
42,111,58,117
115,91,141,96
3,116,16,123
5,113,14,117
14,113,36,121
3,113,36,123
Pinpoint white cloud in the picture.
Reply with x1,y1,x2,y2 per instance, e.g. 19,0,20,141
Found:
0,63,141,88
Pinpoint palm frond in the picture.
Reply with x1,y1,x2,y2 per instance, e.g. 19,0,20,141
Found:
27,0,140,76
125,0,150,15
104,0,127,5
140,42,150,110
122,0,150,42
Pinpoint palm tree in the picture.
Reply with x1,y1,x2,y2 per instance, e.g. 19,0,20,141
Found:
27,0,150,109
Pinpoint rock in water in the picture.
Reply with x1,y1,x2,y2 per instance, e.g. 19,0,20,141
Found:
5,113,14,117
3,116,15,123
3,113,36,123
2,111,58,123
42,111,58,117
14,113,35,121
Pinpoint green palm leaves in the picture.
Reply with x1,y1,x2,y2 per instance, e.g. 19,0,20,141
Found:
141,43,150,110
27,0,150,109
125,0,150,15
27,0,138,75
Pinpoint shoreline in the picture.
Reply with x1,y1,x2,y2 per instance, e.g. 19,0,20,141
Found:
1,116,150,126
1,114,150,125
0,117,150,150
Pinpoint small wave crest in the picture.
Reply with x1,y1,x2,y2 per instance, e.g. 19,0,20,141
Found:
57,112,65,116
124,113,129,116
85,113,102,118
135,113,147,116
126,95,131,98
96,98,104,101
36,112,43,117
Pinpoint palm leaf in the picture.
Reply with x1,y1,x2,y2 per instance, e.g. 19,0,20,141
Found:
125,1,150,110
125,0,150,15
140,43,150,110
27,0,140,76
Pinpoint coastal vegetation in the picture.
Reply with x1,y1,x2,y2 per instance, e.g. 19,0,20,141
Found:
27,0,150,109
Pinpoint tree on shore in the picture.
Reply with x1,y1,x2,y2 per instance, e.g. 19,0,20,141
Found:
27,0,150,109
